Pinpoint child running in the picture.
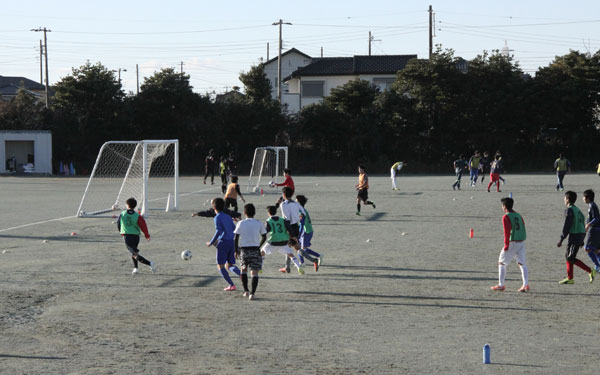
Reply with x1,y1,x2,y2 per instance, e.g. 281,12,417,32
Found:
117,198,155,274
557,191,595,284
295,194,321,271
479,152,490,185
490,197,529,292
452,155,467,190
262,205,304,275
356,165,376,215
224,175,246,213
583,189,600,272
206,197,241,291
234,203,267,300
277,186,306,273
468,151,482,187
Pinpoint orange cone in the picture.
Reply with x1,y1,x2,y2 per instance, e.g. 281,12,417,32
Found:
469,228,474,238
260,188,264,196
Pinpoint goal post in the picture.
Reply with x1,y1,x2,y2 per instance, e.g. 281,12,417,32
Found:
247,146,288,193
77,140,179,218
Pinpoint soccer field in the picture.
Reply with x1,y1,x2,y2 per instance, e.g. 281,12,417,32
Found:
0,174,598,374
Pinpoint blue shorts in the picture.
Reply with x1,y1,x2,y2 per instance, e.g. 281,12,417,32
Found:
586,229,600,251
216,239,236,265
300,232,313,248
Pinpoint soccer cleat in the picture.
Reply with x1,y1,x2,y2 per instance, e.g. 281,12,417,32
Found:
131,268,139,275
224,285,237,291
590,269,596,283
517,285,530,292
149,261,156,273
596,265,600,273
502,179,506,185
318,254,324,266
297,267,305,275
279,267,290,273
372,203,376,209
249,294,255,300
452,185,456,191
314,261,319,272
490,285,505,291
356,212,361,216
242,291,249,297
558,278,574,284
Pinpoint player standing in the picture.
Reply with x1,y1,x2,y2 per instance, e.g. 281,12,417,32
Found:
117,198,155,274
479,152,490,185
234,203,267,300
219,157,228,194
206,197,241,291
468,151,482,187
390,161,406,190
356,165,376,215
452,155,467,190
554,153,571,192
583,189,600,272
203,149,216,185
491,197,529,292
557,191,595,284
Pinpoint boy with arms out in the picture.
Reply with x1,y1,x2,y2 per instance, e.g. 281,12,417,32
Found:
583,189,600,272
224,175,246,213
487,154,503,193
491,197,529,292
117,198,155,274
262,205,304,275
557,191,595,284
356,165,376,215
452,155,467,190
206,197,241,291
234,203,267,300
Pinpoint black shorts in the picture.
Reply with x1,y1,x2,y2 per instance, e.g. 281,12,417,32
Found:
124,234,140,255
240,247,262,271
357,189,368,202
566,233,585,261
225,197,238,210
586,229,600,251
287,223,300,246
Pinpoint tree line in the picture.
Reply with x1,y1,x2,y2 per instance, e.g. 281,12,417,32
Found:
1,47,599,175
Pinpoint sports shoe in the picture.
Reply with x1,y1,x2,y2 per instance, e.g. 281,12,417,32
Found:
590,269,596,283
356,212,361,216
149,261,156,273
242,291,249,297
297,267,305,275
249,294,255,300
279,267,290,273
224,285,237,291
372,203,376,209
314,261,319,272
131,268,139,275
259,269,264,275
596,265,600,273
517,285,530,292
490,285,505,291
318,254,324,266
558,277,574,284
452,185,456,190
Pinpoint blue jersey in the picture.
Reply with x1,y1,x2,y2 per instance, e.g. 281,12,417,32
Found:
588,202,600,229
209,212,236,244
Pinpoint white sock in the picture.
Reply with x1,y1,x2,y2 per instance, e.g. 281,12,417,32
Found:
291,256,301,269
498,264,507,286
519,264,528,286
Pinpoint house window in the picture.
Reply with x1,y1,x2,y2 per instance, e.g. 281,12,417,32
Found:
301,81,324,98
373,77,395,92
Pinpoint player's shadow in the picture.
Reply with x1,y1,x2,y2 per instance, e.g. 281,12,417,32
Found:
392,192,423,195
324,265,489,274
489,363,546,368
0,354,68,360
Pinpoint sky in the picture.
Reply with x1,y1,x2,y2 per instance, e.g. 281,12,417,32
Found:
1,0,599,95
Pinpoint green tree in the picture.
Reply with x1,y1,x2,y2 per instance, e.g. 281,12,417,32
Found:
239,64,272,103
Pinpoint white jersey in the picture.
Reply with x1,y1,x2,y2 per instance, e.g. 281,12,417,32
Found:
234,218,266,247
280,200,305,225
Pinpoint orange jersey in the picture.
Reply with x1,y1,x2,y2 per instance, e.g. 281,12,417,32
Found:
356,173,369,190
224,183,238,199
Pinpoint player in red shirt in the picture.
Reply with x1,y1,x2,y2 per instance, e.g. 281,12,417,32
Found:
274,168,295,195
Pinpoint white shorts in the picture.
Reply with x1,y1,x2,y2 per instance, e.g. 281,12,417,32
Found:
261,243,294,256
498,241,526,265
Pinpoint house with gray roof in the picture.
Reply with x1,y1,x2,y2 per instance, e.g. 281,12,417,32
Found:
0,75,46,102
282,54,417,112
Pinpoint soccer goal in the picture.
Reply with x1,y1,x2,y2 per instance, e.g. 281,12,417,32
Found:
77,140,179,218
247,146,288,193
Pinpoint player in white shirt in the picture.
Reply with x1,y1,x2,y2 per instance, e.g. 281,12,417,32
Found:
390,161,405,190
234,203,267,300
277,186,306,273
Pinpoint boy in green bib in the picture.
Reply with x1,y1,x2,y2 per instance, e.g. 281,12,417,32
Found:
557,191,595,284
261,205,304,275
117,197,155,275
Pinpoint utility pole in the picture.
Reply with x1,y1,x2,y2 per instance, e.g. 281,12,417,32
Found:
428,5,433,61
39,40,43,85
32,27,51,108
112,68,127,83
272,19,292,102
267,42,269,61
136,64,139,95
368,31,381,56
180,61,184,74
320,47,323,58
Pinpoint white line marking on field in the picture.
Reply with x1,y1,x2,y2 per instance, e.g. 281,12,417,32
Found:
0,215,77,233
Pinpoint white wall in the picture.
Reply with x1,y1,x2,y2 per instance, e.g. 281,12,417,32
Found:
264,52,312,100
0,131,52,174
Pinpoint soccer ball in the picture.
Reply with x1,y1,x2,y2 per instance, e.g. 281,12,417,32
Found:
181,250,192,260
268,180,275,188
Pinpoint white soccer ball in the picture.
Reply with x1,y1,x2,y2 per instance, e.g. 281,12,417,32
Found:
181,250,192,260
268,180,275,188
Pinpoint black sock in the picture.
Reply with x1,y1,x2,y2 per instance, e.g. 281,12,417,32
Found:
241,273,249,292
132,256,138,268
356,204,361,212
136,255,151,266
251,276,259,294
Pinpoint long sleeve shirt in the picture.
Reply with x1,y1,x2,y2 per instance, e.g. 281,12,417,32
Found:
275,175,295,192
208,212,236,245
117,210,150,239
588,202,600,229
560,208,574,241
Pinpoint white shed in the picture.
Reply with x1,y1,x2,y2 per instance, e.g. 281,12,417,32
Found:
0,130,52,174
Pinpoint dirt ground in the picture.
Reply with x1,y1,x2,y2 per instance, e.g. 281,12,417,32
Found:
0,173,599,374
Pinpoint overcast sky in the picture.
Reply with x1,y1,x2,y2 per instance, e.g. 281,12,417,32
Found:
2,0,599,94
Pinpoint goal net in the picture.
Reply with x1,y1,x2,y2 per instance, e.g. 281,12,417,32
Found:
247,146,288,193
77,140,179,217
